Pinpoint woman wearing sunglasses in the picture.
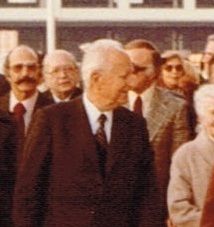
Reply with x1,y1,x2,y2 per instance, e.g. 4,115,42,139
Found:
158,51,200,138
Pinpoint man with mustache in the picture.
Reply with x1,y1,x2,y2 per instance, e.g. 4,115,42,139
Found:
0,45,52,164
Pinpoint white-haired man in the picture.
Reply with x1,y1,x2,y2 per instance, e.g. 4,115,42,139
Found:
168,84,214,227
42,49,82,103
13,39,162,227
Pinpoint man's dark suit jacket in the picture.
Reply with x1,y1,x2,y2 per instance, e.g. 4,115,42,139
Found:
0,91,53,164
0,75,10,96
0,109,17,226
13,97,163,227
43,87,82,103
0,92,53,115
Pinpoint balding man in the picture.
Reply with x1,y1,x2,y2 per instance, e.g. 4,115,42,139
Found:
0,45,52,163
13,40,161,227
43,50,82,103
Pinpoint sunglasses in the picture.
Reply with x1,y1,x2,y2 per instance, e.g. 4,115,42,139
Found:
132,64,154,74
163,64,184,72
9,63,38,73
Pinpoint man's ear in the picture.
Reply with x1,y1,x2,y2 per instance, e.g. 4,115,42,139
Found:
91,71,101,82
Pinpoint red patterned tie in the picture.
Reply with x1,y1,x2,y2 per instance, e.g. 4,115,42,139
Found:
95,114,108,179
133,96,143,117
13,103,26,137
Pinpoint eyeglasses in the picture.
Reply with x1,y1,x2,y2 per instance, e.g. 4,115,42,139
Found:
9,63,38,73
163,64,184,72
45,66,77,76
132,64,154,74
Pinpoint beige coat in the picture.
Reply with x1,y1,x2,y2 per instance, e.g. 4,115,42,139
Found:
167,130,214,227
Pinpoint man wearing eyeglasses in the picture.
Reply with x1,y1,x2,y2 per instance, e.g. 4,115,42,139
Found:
0,45,52,163
125,39,191,226
42,49,82,103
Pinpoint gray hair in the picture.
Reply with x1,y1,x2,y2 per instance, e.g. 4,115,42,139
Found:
194,84,214,118
43,49,77,68
80,39,126,88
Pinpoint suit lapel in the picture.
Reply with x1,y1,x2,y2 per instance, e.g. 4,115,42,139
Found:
106,108,130,175
146,87,169,141
64,98,101,179
33,92,53,113
0,93,10,112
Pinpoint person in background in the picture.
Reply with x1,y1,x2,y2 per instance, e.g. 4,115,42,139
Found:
13,39,161,227
159,51,200,137
43,49,82,103
207,55,214,84
168,84,214,227
0,45,52,164
201,34,214,83
125,39,191,226
0,109,17,226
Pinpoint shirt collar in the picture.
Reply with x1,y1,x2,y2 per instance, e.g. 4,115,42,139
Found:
52,93,71,103
128,84,155,112
82,92,113,126
9,90,39,113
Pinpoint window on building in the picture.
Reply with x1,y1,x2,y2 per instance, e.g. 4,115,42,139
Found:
62,0,117,8
130,0,183,8
197,0,214,8
0,0,39,7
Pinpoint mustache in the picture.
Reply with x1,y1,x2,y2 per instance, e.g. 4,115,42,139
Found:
16,77,37,85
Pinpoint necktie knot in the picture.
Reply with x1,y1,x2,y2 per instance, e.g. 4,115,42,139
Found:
98,114,107,128
13,103,26,118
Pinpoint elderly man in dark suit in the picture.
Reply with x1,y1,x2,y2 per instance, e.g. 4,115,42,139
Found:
42,49,82,103
0,109,17,226
125,39,191,225
0,45,52,163
13,40,162,227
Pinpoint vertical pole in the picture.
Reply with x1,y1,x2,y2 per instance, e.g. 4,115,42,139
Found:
46,0,56,53
117,0,129,10
183,0,196,10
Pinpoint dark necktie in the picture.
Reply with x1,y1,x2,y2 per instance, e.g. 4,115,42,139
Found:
95,114,108,179
13,103,26,138
133,96,143,117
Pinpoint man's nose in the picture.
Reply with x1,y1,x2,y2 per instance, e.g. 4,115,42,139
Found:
20,65,30,76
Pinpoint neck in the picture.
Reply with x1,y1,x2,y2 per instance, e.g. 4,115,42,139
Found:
87,91,111,112
12,89,36,101
133,87,147,95
52,90,71,101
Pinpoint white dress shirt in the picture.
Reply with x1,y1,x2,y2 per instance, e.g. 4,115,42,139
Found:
9,91,39,133
128,84,155,118
82,93,113,143
52,93,71,103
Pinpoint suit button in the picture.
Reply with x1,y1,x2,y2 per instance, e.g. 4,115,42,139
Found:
90,210,95,214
